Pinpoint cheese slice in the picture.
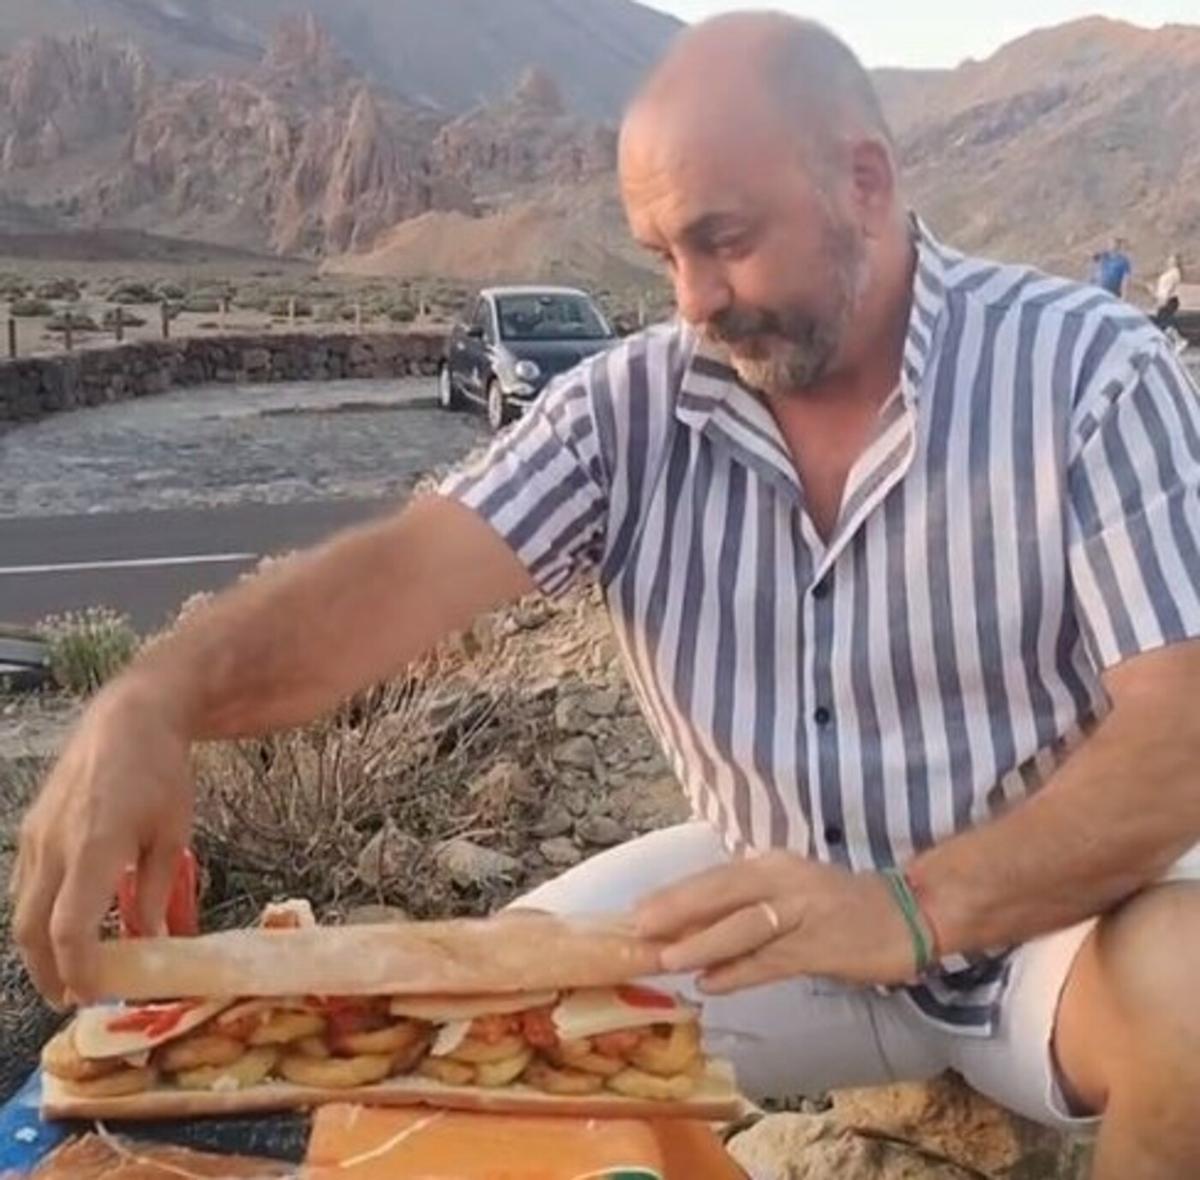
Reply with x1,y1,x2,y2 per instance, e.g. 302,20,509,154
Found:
552,986,697,1042
388,990,558,1022
430,1019,473,1058
73,999,233,1060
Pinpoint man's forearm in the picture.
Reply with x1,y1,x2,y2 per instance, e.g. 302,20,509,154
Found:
116,496,534,741
910,642,1200,957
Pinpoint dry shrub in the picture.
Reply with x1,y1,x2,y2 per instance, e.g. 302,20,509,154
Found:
192,634,545,929
38,608,139,697
0,760,61,1102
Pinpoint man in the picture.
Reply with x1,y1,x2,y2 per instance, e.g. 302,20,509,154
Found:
1092,236,1133,298
12,14,1200,1178
1152,253,1187,355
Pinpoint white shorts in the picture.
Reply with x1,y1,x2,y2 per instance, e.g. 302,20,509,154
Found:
519,822,1198,1132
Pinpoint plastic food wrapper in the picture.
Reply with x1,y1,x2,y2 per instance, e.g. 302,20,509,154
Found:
304,1105,747,1180
25,1132,294,1179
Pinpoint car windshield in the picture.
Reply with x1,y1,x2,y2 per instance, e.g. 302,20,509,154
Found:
496,294,611,342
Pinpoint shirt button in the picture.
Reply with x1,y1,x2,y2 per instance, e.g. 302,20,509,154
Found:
814,706,832,727
813,578,831,600
824,825,844,846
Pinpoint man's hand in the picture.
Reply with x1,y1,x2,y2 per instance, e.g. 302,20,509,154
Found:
634,852,916,993
11,679,194,1008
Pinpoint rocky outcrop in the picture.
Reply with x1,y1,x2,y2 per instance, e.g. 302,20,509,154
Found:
0,331,446,425
0,19,619,260
0,32,152,172
432,68,617,198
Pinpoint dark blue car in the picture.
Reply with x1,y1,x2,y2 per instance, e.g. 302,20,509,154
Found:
438,286,617,430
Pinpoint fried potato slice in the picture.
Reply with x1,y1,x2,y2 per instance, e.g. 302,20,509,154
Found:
279,1052,393,1089
173,1047,279,1092
606,1065,697,1102
157,1033,247,1073
523,1059,605,1096
553,1038,625,1078
60,1066,158,1099
474,1048,534,1089
417,1057,476,1087
389,1032,432,1077
446,1033,526,1065
295,1035,332,1060
42,1025,123,1084
331,1020,425,1058
247,1010,326,1046
628,1021,701,1077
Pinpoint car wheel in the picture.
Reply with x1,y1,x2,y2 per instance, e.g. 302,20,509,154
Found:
438,364,462,411
486,378,507,432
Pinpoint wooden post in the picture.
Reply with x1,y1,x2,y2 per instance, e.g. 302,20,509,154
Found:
288,296,296,328
354,301,363,333
161,300,170,340
220,294,230,331
6,317,15,359
63,318,73,352
114,305,124,343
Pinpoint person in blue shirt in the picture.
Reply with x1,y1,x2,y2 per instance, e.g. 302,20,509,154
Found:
1092,236,1132,297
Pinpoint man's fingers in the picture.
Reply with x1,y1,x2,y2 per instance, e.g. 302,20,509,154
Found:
659,900,792,973
49,847,131,1005
635,859,777,939
12,843,68,1008
697,942,794,995
135,840,182,938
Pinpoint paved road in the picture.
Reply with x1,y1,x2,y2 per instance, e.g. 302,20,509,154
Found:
0,499,396,631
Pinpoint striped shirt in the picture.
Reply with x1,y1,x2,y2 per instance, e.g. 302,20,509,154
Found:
440,220,1200,1034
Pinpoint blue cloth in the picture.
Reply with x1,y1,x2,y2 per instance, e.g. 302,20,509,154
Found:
1094,249,1132,295
0,1072,68,1176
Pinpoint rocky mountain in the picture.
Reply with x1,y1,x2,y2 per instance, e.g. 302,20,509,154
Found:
876,18,1200,283
0,18,523,258
0,0,681,120
1,11,1197,292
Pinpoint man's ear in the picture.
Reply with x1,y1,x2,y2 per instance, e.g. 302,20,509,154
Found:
848,137,897,239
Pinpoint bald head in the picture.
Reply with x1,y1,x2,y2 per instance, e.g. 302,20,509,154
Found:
626,12,892,171
616,12,912,398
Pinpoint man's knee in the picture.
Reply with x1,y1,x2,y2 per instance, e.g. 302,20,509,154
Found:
1072,884,1200,1110
1097,883,1200,1039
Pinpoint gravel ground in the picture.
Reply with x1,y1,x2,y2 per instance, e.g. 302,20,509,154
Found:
0,377,488,517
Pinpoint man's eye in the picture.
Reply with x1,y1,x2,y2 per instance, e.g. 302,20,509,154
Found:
712,234,750,258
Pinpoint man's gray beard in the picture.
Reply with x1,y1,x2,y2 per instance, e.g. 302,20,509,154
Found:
713,223,868,398
725,321,842,394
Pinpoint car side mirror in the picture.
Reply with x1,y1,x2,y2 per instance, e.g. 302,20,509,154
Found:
467,324,485,340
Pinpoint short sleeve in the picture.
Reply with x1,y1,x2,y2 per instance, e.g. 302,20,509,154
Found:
438,366,611,598
1067,339,1200,670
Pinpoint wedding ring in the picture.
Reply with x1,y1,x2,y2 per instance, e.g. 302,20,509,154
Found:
758,900,782,935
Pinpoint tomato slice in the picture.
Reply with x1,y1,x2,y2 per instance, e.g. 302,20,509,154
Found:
469,1013,519,1044
615,984,678,1010
116,849,199,937
107,1000,199,1039
520,1006,559,1049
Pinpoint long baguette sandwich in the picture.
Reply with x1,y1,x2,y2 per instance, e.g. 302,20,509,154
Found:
40,905,739,1121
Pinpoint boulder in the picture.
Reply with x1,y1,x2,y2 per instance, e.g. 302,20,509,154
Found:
436,839,521,889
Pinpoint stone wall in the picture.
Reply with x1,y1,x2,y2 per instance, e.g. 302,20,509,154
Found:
0,331,447,425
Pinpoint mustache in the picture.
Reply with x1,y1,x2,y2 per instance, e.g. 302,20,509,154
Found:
704,306,784,345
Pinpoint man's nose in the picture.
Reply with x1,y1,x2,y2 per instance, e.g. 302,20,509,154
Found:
674,258,733,326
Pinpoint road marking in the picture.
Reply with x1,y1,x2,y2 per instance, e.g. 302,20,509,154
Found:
0,553,258,576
